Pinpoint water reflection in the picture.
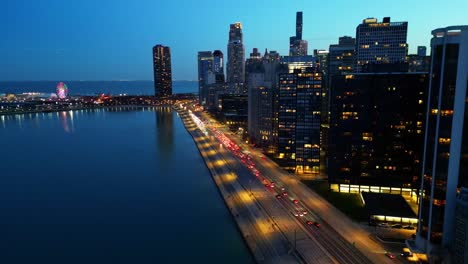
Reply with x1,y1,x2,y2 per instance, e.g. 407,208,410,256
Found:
59,111,74,133
155,106,174,165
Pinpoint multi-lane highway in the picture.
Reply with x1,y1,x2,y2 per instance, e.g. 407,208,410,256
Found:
209,126,376,264
172,102,409,264
194,109,408,264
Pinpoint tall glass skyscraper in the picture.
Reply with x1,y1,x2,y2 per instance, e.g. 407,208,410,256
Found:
413,26,468,262
289,12,308,56
197,51,214,105
355,17,408,72
227,22,245,94
152,45,172,97
213,50,224,78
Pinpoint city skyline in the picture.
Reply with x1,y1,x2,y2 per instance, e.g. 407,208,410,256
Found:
3,0,468,81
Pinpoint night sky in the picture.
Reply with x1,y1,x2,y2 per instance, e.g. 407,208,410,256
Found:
2,0,467,81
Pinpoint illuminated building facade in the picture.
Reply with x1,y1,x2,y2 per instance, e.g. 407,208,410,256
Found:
227,22,245,94
152,45,172,97
413,26,468,262
328,72,428,187
289,12,308,56
280,55,316,73
278,68,322,174
355,17,408,72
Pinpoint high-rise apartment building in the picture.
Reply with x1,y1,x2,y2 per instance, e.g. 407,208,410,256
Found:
227,22,245,94
152,45,172,97
328,72,428,188
278,67,322,174
289,12,308,56
355,17,408,72
413,26,468,262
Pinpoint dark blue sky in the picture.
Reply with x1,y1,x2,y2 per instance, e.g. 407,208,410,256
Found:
2,0,467,81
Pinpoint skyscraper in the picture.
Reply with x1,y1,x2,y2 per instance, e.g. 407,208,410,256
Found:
213,50,224,75
355,17,408,72
197,51,214,106
227,22,245,94
152,45,172,97
413,26,468,262
289,12,308,56
278,67,322,174
213,50,225,83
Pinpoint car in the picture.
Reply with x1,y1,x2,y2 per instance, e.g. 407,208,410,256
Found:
281,187,285,191
403,225,415,230
302,210,308,215
276,194,282,199
292,212,299,217
385,252,396,259
391,224,403,229
306,221,313,225
400,252,413,257
292,199,299,204
313,222,320,228
270,182,275,187
282,191,288,196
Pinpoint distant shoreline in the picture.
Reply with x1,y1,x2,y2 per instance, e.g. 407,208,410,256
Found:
0,104,172,117
0,80,197,83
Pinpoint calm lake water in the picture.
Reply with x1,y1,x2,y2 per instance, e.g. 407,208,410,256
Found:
0,107,253,264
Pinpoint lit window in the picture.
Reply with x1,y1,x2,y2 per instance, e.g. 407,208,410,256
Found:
439,138,451,145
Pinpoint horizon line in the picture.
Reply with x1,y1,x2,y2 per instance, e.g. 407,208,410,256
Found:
0,80,198,82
